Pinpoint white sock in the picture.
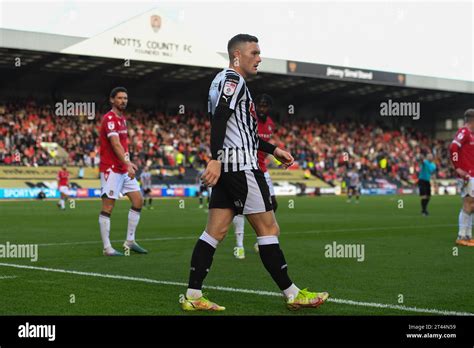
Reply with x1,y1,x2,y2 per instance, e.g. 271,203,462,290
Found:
257,235,279,246
235,233,244,248
99,214,112,249
283,283,300,300
199,231,219,249
60,199,65,209
233,215,245,248
458,209,471,240
186,288,202,299
127,209,141,242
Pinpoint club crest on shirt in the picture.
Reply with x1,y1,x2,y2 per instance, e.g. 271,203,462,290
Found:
223,81,237,96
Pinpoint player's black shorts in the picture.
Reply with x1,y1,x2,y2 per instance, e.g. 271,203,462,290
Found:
209,169,273,215
418,179,431,196
143,188,151,195
348,185,360,192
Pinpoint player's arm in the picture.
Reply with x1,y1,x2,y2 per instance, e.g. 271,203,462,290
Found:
449,129,469,179
257,138,277,155
202,106,233,186
210,105,233,160
109,135,137,178
258,138,294,169
202,74,241,186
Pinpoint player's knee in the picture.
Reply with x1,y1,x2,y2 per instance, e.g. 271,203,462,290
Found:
469,201,474,213
102,205,114,214
101,200,114,213
264,221,280,236
134,199,143,210
207,227,228,242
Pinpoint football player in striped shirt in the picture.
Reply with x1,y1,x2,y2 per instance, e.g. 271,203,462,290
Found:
140,166,153,210
180,34,329,311
196,168,210,209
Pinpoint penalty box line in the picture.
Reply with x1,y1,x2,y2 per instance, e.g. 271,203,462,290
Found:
0,262,472,316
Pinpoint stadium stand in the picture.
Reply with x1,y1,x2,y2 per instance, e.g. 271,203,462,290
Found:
0,100,455,188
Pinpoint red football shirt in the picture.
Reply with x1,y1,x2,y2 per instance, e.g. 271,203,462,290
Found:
57,170,69,186
257,116,275,172
99,110,129,174
449,126,474,177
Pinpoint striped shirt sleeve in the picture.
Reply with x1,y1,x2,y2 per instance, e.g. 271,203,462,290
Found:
217,72,244,111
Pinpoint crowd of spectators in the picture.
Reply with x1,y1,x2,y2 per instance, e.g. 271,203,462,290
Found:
0,100,455,186
274,119,454,186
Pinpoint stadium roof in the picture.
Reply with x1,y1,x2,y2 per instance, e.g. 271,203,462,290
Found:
1,24,473,96
0,43,471,116
2,1,473,81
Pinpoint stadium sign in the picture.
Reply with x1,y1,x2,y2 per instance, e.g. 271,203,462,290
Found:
61,10,226,68
287,60,406,86
0,188,58,199
0,166,99,179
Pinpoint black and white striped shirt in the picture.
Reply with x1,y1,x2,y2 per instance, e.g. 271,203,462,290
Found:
208,68,259,172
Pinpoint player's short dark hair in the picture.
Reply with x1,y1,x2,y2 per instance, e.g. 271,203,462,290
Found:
464,109,474,121
110,87,128,99
227,34,258,60
255,94,273,107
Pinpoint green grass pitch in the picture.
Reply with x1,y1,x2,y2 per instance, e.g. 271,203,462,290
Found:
0,195,472,316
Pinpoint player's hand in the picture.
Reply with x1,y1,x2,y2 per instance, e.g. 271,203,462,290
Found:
456,168,469,182
127,162,137,179
273,147,294,169
202,160,221,187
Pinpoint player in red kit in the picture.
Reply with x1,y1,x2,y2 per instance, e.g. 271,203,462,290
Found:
232,94,278,258
98,87,148,256
449,109,474,247
57,164,70,210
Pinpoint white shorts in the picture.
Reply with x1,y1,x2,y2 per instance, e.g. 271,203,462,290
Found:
58,186,70,195
100,169,140,200
460,178,474,197
264,171,275,196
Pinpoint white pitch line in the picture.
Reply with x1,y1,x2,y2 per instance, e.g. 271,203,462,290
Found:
0,275,17,280
0,262,471,316
36,236,196,247
292,223,457,235
34,223,457,247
